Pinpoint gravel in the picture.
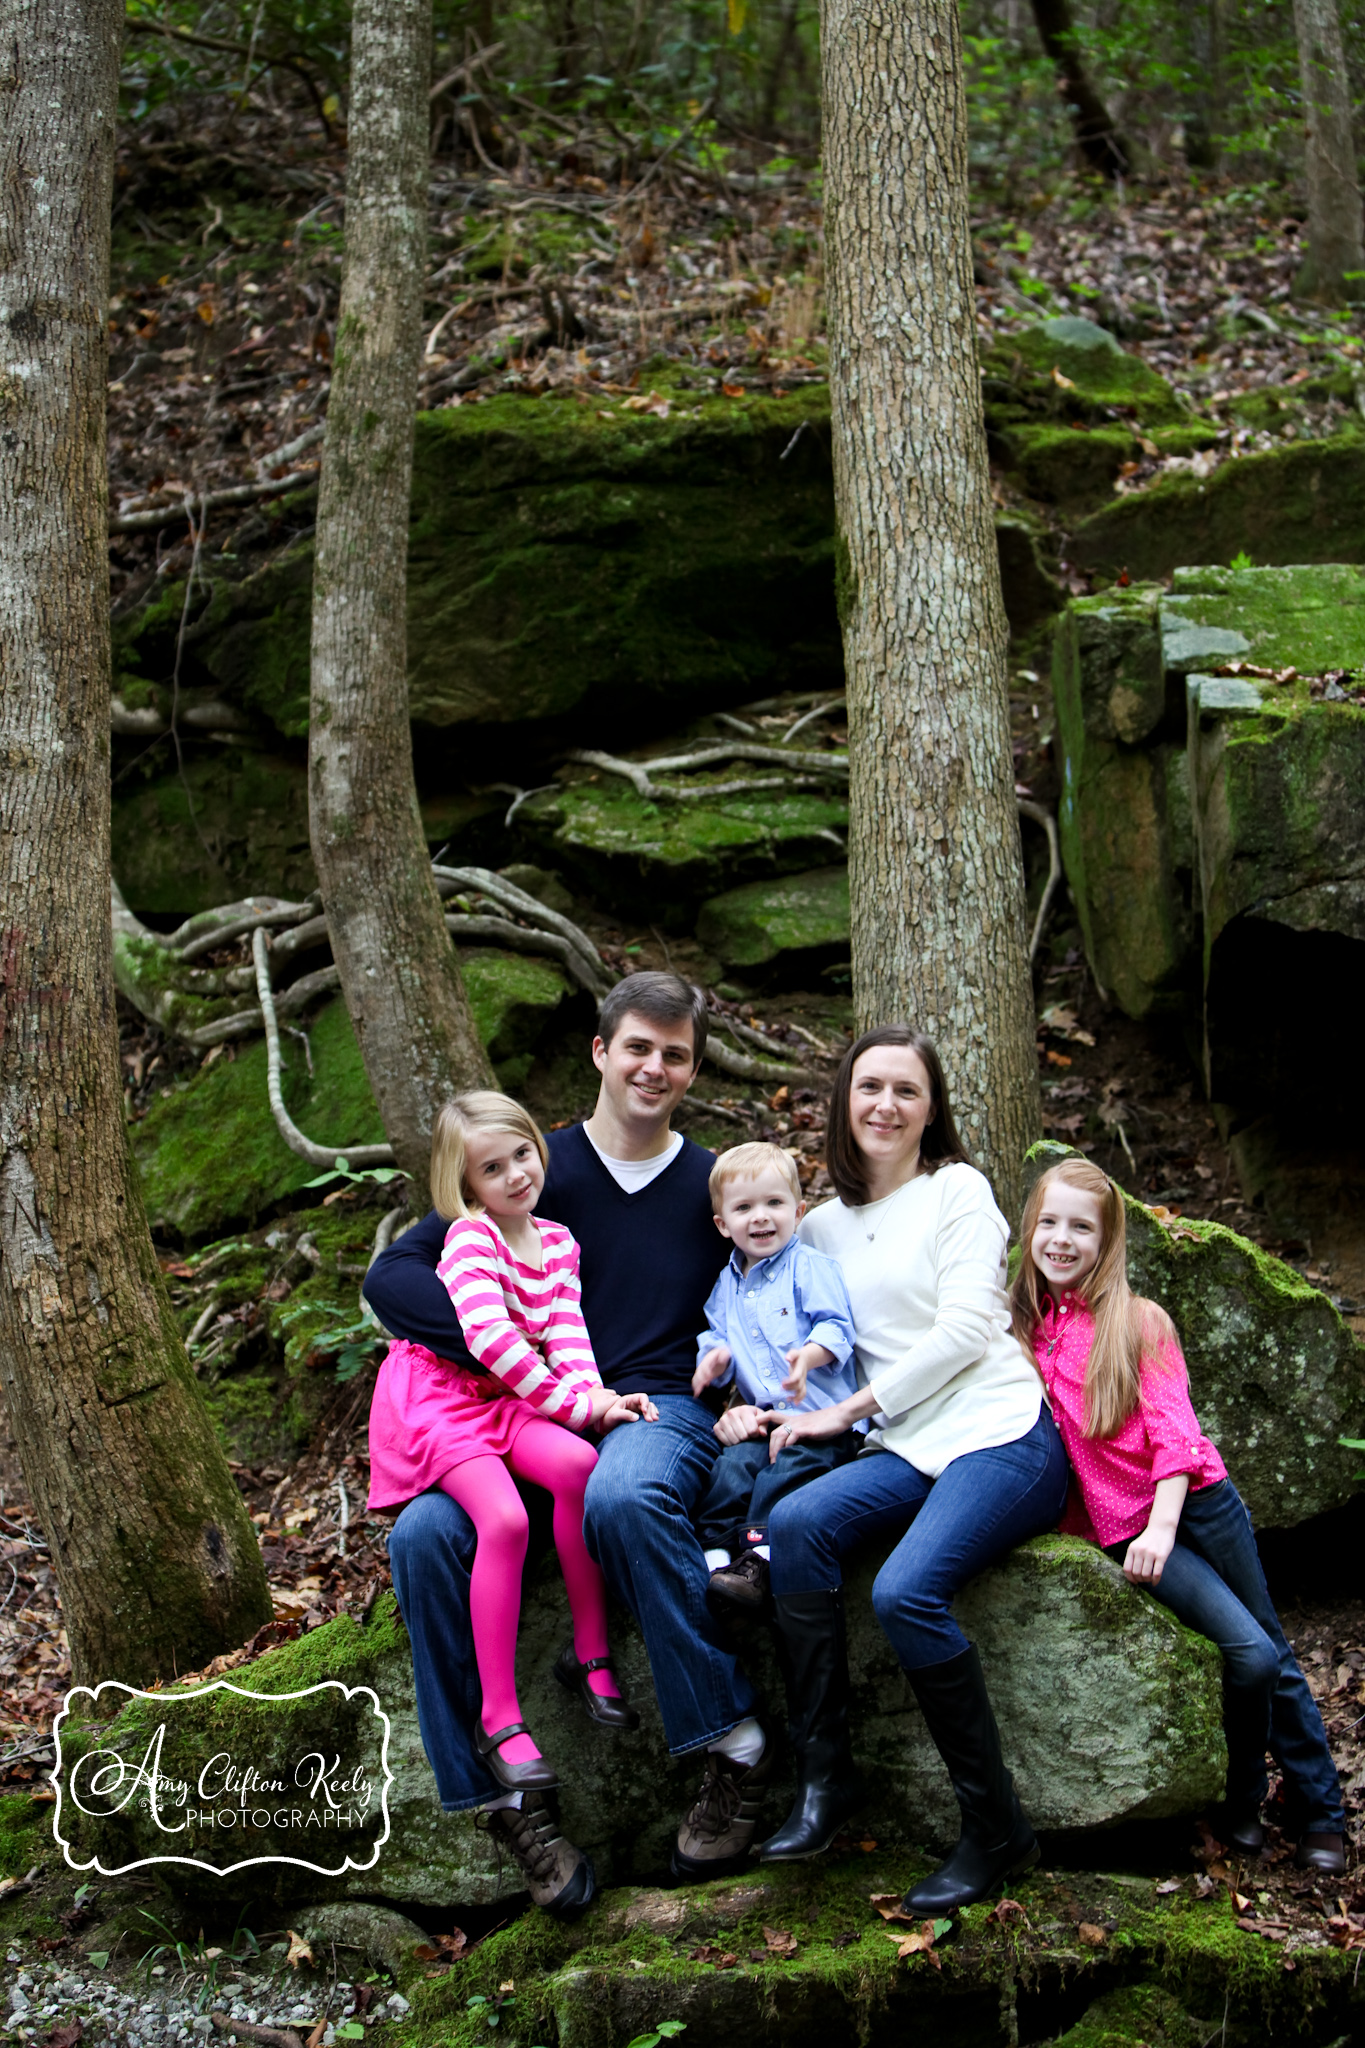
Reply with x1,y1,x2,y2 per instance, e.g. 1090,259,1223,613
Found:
0,1956,380,2048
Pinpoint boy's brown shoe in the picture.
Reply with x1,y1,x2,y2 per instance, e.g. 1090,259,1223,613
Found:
671,1736,772,1881
479,1792,596,1914
708,1551,770,1610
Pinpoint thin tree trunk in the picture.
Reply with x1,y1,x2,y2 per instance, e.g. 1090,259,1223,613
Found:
1184,0,1222,172
310,0,493,1210
1027,0,1129,180
820,0,1041,1219
0,0,271,1686
1292,0,1365,301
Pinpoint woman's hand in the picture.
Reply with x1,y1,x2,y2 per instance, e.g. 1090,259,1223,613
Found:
591,1388,658,1432
766,1386,879,1462
712,1403,771,1446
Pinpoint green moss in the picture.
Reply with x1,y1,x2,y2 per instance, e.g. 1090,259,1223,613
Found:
1073,437,1365,583
519,779,849,923
696,864,849,971
984,316,1183,425
999,422,1137,507
1165,561,1365,679
0,1795,46,1879
112,746,314,915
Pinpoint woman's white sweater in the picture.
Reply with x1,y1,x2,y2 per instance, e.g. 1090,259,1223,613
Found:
799,1161,1043,1477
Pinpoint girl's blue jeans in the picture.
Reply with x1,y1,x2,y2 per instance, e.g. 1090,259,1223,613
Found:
768,1408,1071,1669
1105,1476,1344,1832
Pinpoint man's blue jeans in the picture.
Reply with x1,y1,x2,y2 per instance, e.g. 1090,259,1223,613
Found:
768,1410,1071,1669
388,1396,756,1808
583,1396,757,1753
1105,1477,1344,1830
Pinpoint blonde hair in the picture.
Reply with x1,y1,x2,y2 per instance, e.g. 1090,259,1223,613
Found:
708,1141,802,1212
1010,1157,1176,1439
430,1091,549,1223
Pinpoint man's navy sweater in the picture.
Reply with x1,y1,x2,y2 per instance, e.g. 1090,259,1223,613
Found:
361,1122,729,1398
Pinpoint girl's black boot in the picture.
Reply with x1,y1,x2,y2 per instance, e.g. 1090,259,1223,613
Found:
901,1644,1039,1912
759,1589,864,1861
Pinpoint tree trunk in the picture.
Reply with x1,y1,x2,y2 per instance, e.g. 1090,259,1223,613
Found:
1027,0,1129,181
309,0,493,1211
820,0,1041,1220
1292,0,1365,302
0,0,272,1687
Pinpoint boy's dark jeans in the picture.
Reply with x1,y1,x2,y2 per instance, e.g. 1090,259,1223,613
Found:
696,1429,863,1555
1105,1476,1344,1831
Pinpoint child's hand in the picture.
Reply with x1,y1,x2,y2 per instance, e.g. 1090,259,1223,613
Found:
1122,1521,1178,1586
782,1342,835,1404
692,1344,732,1398
713,1403,770,1446
597,1390,658,1432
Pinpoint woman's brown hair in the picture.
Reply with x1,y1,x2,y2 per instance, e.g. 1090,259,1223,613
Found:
1009,1156,1176,1437
824,1026,973,1207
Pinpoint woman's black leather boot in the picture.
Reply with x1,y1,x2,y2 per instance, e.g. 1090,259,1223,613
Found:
901,1644,1039,1911
759,1589,864,1860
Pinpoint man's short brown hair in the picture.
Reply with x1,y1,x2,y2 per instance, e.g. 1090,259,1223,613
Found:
597,972,709,1065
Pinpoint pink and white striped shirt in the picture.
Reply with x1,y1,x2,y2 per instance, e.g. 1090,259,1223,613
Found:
436,1215,602,1431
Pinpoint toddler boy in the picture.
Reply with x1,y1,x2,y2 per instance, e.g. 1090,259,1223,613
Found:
692,1142,860,1610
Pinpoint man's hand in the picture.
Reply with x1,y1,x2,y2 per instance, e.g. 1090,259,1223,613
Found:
589,1387,658,1432
712,1402,774,1447
692,1344,732,1398
781,1341,835,1404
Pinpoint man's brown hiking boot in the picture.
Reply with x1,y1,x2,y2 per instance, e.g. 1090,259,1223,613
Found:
479,1792,596,1914
671,1736,772,1881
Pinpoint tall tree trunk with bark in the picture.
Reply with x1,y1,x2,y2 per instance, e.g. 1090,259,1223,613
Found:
0,0,272,1686
310,0,493,1209
1028,0,1129,180
821,0,1041,1219
1292,0,1365,301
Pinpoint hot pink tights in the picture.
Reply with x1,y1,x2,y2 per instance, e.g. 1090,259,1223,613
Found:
438,1422,616,1768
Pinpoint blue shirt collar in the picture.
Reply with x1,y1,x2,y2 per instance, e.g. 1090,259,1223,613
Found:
727,1233,800,1283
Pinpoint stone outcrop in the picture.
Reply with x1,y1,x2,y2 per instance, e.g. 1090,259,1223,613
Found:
695,866,850,979
57,1540,1224,1913
1028,1146,1365,1528
131,960,569,1237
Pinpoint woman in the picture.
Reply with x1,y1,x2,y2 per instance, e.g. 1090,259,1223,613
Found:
729,1025,1068,1910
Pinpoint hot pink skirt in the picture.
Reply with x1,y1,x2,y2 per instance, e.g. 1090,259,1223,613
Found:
366,1339,546,1510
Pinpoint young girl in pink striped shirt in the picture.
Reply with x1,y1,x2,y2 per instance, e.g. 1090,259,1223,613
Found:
367,1092,652,1792
1010,1157,1344,1876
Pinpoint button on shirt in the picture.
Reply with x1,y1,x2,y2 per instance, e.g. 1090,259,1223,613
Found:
696,1234,859,1415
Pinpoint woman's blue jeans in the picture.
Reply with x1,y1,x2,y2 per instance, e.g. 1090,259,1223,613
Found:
768,1408,1071,1670
1105,1477,1344,1831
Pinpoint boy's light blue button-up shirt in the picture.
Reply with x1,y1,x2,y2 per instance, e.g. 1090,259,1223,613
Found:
696,1233,859,1415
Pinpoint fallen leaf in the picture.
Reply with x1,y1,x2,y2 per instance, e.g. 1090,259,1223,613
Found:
987,1898,1029,1926
1232,1890,1253,1913
884,1923,942,1969
1156,1878,1183,1894
721,382,745,398
870,1893,918,1925
286,1930,315,1970
761,1927,798,1957
44,2027,82,2048
1051,365,1077,389
1077,1923,1108,1947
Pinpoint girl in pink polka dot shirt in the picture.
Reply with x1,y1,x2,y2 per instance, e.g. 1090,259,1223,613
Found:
1010,1157,1345,1879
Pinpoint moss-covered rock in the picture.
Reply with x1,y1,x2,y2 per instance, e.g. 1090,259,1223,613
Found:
131,954,567,1239
1052,586,1196,1018
984,317,1183,427
1071,438,1365,583
516,778,850,924
54,1529,1223,1912
1000,422,1138,507
113,746,314,914
695,866,849,976
1027,1145,1365,1526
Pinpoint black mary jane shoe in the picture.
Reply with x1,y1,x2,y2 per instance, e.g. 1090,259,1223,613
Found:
554,1644,640,1730
474,1719,560,1791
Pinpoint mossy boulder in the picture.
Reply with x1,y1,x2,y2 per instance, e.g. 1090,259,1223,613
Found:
130,955,568,1239
695,866,849,977
1027,1146,1365,1527
1052,584,1195,1018
113,746,314,914
984,317,1183,426
1071,438,1365,583
53,1536,1223,1912
516,778,850,924
999,422,1139,507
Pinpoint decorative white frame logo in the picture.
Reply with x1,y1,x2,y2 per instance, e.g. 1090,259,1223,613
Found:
52,1680,394,1878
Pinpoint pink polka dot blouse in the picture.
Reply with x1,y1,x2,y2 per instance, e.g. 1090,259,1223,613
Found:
1032,1295,1226,1548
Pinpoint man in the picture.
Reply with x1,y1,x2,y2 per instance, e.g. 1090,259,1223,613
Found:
362,973,772,1912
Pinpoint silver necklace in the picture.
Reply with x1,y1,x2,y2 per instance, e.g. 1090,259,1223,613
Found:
861,1176,915,1242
